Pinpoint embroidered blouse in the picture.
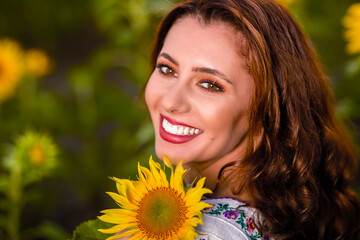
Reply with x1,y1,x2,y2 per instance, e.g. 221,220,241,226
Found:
195,198,273,240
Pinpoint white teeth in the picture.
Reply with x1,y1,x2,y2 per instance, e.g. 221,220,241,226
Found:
184,127,189,135
177,126,184,135
162,119,167,128
162,118,201,136
170,125,177,134
164,120,171,132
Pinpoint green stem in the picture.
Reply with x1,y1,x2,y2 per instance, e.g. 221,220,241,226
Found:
0,102,2,132
7,164,22,240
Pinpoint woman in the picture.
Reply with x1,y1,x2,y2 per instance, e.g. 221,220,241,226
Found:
144,0,360,239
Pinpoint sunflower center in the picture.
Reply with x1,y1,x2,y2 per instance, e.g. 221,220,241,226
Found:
29,143,45,165
137,187,187,238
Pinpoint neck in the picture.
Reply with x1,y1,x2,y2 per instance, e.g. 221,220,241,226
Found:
184,141,250,202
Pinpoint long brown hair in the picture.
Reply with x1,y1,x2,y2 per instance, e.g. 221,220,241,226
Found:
149,0,360,239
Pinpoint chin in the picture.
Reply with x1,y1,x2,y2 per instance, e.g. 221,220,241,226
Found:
155,147,188,165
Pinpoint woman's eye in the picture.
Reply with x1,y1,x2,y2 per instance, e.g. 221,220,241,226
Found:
199,82,223,92
157,64,178,77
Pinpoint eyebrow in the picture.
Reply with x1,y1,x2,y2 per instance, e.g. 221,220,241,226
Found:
158,52,232,84
192,67,232,84
159,53,178,66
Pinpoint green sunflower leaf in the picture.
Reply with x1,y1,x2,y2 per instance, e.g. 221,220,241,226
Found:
71,219,113,240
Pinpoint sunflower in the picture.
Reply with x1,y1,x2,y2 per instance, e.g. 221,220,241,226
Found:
0,38,23,101
98,156,213,240
25,49,53,78
14,131,58,185
343,3,360,55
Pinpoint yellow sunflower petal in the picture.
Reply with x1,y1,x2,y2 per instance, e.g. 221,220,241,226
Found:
170,160,187,195
127,234,145,240
100,208,137,217
132,179,149,196
187,201,213,216
98,214,136,225
184,177,212,206
127,231,146,240
98,222,137,234
175,222,199,239
138,162,159,191
158,167,169,188
162,155,173,170
140,166,157,190
106,192,138,210
114,178,143,203
115,180,127,198
109,228,140,239
149,156,168,188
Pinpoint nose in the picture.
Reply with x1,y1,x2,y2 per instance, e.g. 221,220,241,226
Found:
160,81,191,114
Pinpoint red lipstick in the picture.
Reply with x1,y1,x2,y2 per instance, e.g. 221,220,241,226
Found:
159,115,202,144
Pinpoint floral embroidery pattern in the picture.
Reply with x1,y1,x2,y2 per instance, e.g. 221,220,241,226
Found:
246,218,256,233
204,202,266,240
223,210,239,220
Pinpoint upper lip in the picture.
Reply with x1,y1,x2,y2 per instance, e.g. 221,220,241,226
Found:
161,114,201,130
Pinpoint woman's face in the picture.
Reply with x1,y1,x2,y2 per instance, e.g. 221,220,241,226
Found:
145,16,254,165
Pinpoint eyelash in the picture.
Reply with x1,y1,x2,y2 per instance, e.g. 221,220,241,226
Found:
199,80,224,92
156,64,178,77
155,64,224,92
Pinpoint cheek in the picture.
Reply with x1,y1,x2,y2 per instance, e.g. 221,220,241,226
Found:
202,99,242,129
204,100,249,143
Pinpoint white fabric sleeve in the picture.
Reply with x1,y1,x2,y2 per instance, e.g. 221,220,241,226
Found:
195,214,250,240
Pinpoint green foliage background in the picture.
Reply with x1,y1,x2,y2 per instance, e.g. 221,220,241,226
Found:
0,0,359,239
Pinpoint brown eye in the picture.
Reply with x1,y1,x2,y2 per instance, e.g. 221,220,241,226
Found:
158,65,178,77
199,82,223,92
208,83,219,91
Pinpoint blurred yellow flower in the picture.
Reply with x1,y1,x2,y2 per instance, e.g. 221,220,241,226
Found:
0,39,23,101
25,49,53,78
15,131,58,184
98,156,212,240
29,143,45,165
343,3,360,55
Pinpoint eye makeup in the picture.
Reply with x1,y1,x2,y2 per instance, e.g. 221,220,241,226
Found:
199,80,224,92
156,63,178,77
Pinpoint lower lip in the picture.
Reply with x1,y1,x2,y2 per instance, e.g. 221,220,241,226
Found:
159,118,202,144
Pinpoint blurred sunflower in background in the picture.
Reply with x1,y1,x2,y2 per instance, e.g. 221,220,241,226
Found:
25,49,54,78
12,131,58,185
343,3,360,55
98,156,212,240
0,39,23,101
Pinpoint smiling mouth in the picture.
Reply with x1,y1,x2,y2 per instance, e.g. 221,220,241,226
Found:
159,115,202,144
162,118,201,135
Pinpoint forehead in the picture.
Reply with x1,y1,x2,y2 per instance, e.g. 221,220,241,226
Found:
171,16,246,48
162,16,248,62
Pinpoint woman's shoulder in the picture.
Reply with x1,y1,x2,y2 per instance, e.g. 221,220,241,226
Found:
195,198,273,240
